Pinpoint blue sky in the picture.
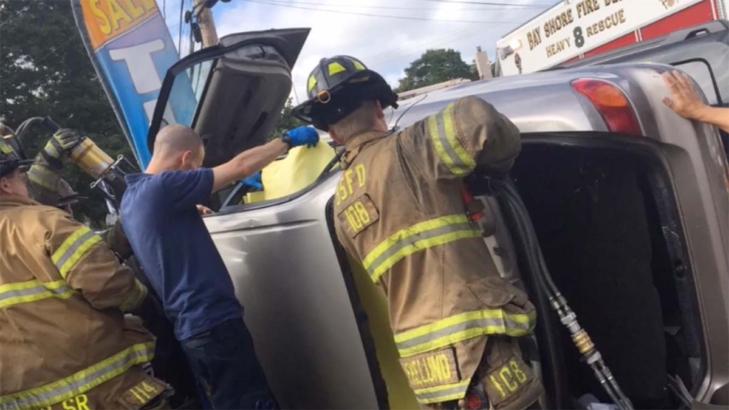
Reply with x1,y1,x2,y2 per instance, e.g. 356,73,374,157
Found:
161,0,559,103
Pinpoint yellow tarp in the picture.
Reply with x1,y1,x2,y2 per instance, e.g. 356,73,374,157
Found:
245,142,336,203
348,255,420,410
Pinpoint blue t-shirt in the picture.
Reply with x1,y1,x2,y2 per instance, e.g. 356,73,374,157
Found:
121,169,242,341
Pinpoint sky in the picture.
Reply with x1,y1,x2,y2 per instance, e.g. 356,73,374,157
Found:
161,0,560,104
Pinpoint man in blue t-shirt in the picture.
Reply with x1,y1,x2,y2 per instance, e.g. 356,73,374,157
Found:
121,124,318,409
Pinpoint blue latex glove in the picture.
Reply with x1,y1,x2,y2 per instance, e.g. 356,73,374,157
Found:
239,171,263,191
283,126,319,148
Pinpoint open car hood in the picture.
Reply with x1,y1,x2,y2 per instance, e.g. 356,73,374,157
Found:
147,28,310,167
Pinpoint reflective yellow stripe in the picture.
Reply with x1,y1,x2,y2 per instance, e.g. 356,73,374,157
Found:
307,75,317,92
26,166,58,191
413,380,471,404
395,309,537,357
0,342,155,410
120,279,148,312
51,227,102,279
362,215,481,282
427,103,476,176
328,62,346,75
352,59,366,70
0,280,73,310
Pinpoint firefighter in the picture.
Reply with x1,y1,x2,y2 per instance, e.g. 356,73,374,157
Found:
292,56,544,410
0,140,169,410
0,125,201,408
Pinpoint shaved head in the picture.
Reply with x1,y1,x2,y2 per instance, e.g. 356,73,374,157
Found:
148,124,205,172
154,124,203,157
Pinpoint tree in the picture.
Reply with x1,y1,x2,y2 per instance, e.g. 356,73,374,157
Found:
0,0,133,226
268,98,303,141
395,48,478,93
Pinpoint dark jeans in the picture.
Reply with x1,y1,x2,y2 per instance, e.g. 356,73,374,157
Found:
181,318,277,410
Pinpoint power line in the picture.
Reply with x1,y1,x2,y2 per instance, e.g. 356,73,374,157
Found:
258,0,536,10
363,25,473,62
367,26,483,66
422,0,551,7
247,0,521,24
0,6,30,29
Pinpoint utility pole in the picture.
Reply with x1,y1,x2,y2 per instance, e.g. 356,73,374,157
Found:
192,0,219,48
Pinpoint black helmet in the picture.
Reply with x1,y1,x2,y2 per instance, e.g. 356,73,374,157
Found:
291,56,399,131
0,138,32,178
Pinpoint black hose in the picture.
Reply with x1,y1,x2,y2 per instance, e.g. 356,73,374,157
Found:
492,176,568,409
490,175,634,410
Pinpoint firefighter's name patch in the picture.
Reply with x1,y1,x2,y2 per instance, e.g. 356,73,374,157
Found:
338,194,379,237
400,348,460,389
482,354,535,408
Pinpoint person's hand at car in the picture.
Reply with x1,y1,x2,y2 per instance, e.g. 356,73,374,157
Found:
211,126,319,193
281,126,319,149
196,204,213,215
239,171,263,191
662,70,729,133
662,71,707,120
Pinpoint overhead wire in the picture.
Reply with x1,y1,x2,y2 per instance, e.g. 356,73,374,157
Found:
366,25,483,66
255,0,539,10
0,5,30,29
247,0,521,24
422,0,551,7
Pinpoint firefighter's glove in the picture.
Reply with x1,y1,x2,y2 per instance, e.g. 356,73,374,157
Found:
239,171,263,191
282,126,319,149
42,129,83,170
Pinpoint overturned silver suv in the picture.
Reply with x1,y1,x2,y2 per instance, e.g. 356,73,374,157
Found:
144,26,729,410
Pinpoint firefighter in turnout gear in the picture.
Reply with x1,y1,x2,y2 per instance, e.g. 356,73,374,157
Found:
0,140,168,410
0,125,198,408
293,56,544,409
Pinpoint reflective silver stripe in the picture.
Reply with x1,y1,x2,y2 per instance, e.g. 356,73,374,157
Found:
435,111,470,174
0,280,73,310
53,229,96,274
0,284,70,301
26,166,58,191
0,343,154,410
414,381,471,404
396,315,533,352
366,222,474,275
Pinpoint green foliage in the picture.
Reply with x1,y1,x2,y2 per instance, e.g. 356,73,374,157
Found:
268,98,303,141
0,0,133,226
395,48,478,93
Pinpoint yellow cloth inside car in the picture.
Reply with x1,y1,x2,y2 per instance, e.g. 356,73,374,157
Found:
348,255,420,409
245,142,336,203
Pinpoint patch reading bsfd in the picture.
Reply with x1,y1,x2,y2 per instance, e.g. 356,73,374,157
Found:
337,194,379,237
399,348,460,389
482,355,535,408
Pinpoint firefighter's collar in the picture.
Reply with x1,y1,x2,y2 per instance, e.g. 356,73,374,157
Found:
342,130,389,168
0,195,41,209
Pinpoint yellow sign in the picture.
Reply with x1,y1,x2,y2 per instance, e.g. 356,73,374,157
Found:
81,0,158,49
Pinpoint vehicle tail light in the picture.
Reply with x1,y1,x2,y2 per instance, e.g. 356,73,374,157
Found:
571,78,642,136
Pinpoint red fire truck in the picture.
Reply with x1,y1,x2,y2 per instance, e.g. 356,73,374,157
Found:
496,0,728,76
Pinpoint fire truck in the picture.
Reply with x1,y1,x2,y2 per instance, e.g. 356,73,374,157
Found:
496,0,729,76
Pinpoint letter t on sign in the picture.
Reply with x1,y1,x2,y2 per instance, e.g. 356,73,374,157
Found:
109,40,165,94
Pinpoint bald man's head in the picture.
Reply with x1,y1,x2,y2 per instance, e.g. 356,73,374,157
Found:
149,124,205,172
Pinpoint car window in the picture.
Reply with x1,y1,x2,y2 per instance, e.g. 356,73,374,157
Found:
673,60,721,105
